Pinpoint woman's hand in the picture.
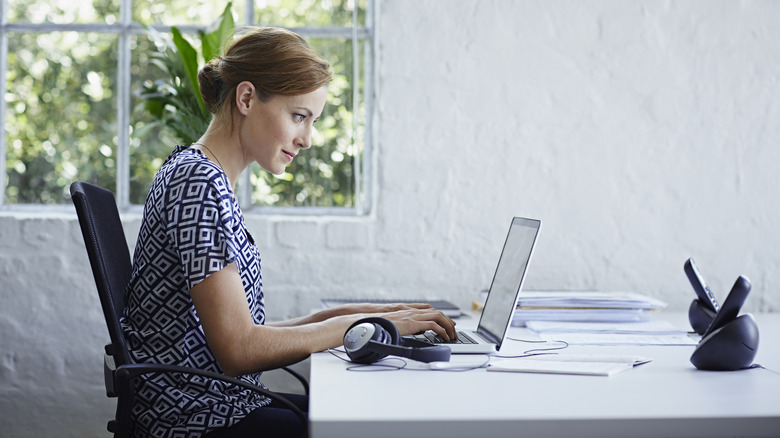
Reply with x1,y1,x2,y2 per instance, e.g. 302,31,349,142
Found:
378,307,458,342
321,302,457,341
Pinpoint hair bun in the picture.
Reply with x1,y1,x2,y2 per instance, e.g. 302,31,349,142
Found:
198,62,224,114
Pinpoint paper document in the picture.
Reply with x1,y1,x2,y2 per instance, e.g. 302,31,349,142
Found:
512,308,654,325
521,354,652,365
537,332,699,345
524,319,698,345
526,320,689,335
488,357,636,376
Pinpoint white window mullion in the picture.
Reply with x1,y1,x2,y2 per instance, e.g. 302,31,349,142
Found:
0,0,8,207
351,1,362,213
360,1,375,215
244,0,255,25
115,0,132,209
237,0,255,207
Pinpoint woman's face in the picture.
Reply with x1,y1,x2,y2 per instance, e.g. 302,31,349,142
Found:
240,86,328,176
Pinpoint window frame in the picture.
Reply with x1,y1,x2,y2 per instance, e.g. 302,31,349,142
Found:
0,0,373,216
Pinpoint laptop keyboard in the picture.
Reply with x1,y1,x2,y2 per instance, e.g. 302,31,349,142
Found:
414,330,479,345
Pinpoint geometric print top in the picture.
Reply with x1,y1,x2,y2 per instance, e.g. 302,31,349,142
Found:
123,145,268,438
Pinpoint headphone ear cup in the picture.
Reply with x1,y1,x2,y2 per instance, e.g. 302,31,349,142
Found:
344,318,397,364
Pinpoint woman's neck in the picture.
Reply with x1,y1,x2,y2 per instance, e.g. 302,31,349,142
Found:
193,132,245,188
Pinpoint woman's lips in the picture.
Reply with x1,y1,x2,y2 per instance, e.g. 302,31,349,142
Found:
282,150,296,162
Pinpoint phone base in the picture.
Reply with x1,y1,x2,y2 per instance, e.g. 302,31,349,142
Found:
690,313,759,371
688,299,717,335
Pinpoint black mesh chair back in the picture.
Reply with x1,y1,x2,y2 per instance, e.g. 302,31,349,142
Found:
70,181,133,366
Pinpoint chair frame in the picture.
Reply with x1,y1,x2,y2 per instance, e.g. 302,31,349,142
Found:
70,181,307,437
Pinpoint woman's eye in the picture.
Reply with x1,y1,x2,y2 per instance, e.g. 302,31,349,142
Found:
293,114,305,122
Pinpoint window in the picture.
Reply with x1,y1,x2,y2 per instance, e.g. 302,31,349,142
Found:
0,0,372,214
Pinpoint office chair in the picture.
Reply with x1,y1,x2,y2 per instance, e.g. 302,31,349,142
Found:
69,181,308,437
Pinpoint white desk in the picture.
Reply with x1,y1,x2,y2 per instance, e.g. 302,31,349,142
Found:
309,313,780,438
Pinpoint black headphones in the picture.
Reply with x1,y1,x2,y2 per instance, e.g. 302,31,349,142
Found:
343,317,452,364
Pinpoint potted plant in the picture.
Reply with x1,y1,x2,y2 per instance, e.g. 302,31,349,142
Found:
136,3,235,145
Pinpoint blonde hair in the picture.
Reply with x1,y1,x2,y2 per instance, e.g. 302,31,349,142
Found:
198,27,332,130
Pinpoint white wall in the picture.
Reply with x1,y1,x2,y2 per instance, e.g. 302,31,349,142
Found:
2,1,779,436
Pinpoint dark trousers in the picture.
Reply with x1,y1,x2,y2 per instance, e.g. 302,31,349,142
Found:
204,393,309,438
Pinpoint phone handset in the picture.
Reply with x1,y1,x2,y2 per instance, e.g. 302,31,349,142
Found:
690,274,759,371
684,258,720,313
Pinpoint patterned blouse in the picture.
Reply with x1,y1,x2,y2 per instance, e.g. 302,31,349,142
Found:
123,145,268,437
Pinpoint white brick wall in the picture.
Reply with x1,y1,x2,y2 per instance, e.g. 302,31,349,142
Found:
2,1,780,435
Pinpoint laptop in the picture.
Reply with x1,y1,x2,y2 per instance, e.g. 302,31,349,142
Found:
407,217,541,354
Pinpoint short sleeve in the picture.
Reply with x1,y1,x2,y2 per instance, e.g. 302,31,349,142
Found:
166,163,237,290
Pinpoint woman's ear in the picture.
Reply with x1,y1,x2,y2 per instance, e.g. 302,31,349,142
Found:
235,81,255,115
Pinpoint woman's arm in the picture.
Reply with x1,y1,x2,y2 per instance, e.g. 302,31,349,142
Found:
191,263,457,377
268,301,451,327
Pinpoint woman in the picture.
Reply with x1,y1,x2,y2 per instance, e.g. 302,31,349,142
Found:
124,27,457,438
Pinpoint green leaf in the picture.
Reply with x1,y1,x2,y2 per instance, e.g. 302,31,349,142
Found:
171,27,207,116
201,2,235,63
143,99,165,119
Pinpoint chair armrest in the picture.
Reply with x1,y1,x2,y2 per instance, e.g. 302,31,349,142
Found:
113,362,307,434
104,353,118,398
104,343,308,395
281,366,310,395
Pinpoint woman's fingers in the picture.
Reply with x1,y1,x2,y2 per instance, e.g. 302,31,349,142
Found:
382,308,457,341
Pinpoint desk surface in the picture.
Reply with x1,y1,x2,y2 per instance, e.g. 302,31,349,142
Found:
309,312,780,438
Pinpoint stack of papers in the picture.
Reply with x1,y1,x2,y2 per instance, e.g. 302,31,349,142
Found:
511,291,667,326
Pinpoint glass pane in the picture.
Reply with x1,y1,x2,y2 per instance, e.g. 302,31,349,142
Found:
249,36,363,208
132,0,246,26
255,0,367,28
5,32,118,204
129,32,187,205
7,0,120,24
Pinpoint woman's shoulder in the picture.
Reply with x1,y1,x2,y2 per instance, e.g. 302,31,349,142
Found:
160,145,229,192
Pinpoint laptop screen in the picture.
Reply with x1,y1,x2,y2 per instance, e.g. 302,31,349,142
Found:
476,217,541,348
